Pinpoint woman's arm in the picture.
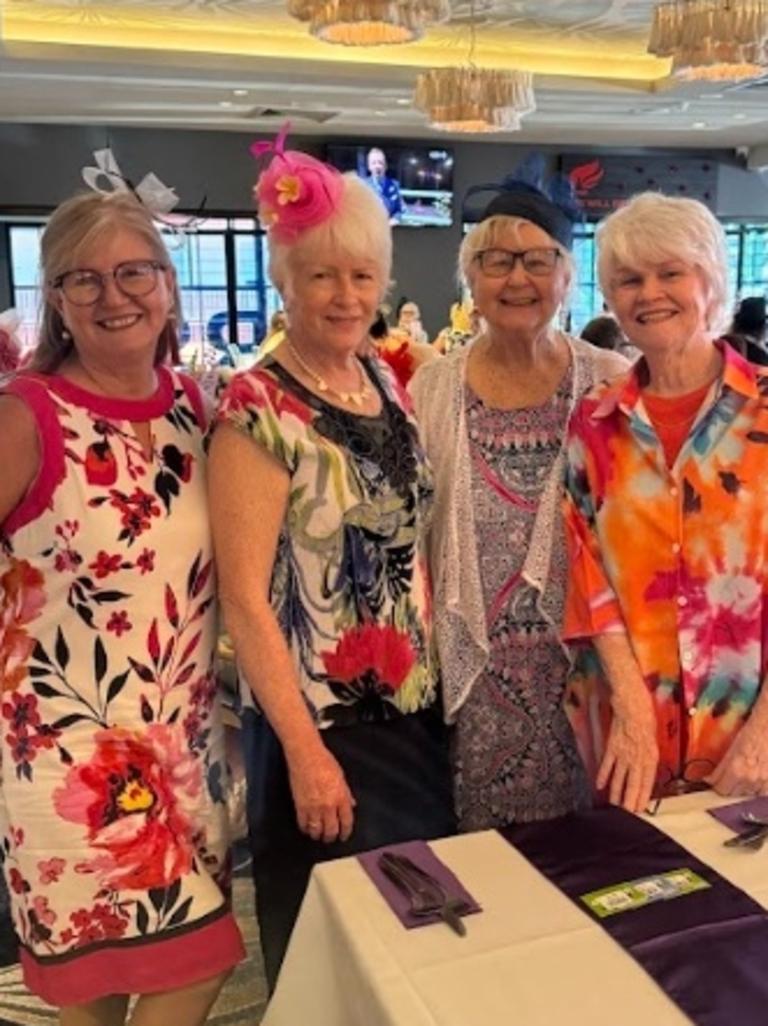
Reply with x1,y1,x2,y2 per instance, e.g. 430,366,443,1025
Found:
563,412,658,813
592,633,659,813
0,395,39,523
208,423,355,843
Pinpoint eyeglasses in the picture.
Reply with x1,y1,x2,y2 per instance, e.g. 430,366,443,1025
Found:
474,247,562,278
51,259,167,306
646,758,716,816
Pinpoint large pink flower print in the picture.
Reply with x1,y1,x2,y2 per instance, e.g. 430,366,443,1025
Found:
53,724,202,891
0,559,46,693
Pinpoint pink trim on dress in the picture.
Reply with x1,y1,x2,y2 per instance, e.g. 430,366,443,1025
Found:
177,372,208,430
44,365,175,420
20,909,245,1007
1,376,66,538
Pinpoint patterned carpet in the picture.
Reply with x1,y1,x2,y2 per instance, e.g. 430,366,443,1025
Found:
0,876,268,1026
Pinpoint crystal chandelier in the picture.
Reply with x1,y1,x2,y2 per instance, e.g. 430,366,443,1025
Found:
288,0,449,45
414,67,535,133
648,0,768,81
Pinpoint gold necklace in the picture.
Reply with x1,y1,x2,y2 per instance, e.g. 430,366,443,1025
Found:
286,339,372,407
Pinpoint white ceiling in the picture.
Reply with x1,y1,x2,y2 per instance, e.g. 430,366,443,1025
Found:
1,0,767,150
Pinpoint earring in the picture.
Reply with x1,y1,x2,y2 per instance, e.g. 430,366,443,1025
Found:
61,328,71,341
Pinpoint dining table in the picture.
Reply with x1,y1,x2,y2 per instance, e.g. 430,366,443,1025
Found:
260,791,768,1026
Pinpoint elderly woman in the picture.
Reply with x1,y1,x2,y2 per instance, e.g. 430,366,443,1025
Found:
409,181,627,832
0,191,244,1025
207,142,454,989
564,191,768,814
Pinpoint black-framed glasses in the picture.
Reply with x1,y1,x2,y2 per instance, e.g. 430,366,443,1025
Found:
647,758,716,816
474,247,562,279
51,259,167,306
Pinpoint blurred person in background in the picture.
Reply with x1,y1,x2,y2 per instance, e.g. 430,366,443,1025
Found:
723,295,768,366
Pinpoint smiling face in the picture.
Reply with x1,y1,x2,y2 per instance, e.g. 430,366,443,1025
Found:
468,220,569,339
283,250,383,355
606,258,711,356
50,227,174,373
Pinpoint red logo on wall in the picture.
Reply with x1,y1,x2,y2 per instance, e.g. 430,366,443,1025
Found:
569,160,605,196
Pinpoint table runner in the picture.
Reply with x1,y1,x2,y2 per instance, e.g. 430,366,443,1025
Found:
501,807,768,1026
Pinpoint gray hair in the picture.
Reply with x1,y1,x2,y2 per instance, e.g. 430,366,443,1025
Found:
596,191,730,334
32,191,181,373
268,173,392,300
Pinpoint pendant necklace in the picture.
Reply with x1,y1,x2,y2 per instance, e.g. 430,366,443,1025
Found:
286,339,372,407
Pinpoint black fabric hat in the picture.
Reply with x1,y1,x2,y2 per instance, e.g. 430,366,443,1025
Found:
479,189,574,250
463,154,580,251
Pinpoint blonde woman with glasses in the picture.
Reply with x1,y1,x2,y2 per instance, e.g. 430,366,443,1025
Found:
0,191,244,1026
410,174,627,832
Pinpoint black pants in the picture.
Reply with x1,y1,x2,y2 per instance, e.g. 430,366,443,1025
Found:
242,708,456,991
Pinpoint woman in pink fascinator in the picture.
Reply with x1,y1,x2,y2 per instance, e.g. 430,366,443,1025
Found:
207,128,455,990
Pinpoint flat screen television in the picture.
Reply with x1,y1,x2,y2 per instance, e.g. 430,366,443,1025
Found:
324,142,454,227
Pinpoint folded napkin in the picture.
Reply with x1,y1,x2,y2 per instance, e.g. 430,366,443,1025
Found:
708,797,768,833
358,840,481,929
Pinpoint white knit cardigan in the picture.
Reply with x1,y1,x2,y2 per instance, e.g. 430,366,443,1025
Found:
409,334,629,723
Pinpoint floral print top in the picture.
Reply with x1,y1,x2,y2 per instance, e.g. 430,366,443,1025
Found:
563,342,768,778
214,356,438,729
0,369,243,1004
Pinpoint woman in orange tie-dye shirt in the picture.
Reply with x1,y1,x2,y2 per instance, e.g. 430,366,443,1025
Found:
564,192,768,813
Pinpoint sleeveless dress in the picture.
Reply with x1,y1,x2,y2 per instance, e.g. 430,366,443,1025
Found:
0,368,244,1006
454,368,592,830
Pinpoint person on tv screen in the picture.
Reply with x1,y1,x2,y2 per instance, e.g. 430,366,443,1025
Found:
365,147,404,224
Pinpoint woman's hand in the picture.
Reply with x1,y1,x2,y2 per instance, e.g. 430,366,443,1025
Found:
707,723,768,796
597,689,659,813
287,741,356,844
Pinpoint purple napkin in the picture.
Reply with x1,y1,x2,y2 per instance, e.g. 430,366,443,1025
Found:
708,797,768,833
357,839,482,929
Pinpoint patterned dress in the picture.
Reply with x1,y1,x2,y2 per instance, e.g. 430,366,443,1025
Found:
0,368,244,1006
454,368,591,830
216,356,439,726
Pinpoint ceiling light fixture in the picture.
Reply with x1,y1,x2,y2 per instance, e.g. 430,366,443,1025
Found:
648,0,768,82
288,0,449,46
413,0,534,133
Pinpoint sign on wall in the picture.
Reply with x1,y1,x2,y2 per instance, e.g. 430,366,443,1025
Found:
560,154,718,215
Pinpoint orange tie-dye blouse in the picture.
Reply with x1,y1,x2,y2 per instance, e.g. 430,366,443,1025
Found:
563,342,768,780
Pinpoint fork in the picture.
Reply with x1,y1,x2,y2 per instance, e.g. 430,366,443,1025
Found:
377,852,469,934
723,814,768,851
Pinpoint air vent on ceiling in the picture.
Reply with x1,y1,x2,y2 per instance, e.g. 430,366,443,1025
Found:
244,106,339,123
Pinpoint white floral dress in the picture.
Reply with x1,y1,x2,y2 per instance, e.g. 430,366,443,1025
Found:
0,368,244,1006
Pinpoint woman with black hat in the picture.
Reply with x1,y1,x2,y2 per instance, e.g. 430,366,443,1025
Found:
410,170,627,831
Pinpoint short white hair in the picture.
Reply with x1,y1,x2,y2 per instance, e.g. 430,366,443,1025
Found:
597,192,730,334
269,173,391,299
458,213,574,303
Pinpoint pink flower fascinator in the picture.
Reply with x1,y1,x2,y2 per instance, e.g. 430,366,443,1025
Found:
250,123,343,243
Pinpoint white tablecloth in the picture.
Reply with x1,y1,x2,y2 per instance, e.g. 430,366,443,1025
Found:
261,793,768,1026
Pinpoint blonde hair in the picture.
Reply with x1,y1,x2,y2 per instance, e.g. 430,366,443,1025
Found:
458,214,574,304
596,192,729,334
32,191,181,373
268,173,392,300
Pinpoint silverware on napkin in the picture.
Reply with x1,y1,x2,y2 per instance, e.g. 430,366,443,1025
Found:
723,812,768,851
377,851,469,936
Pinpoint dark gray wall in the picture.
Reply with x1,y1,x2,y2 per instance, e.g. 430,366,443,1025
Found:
1,124,767,334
